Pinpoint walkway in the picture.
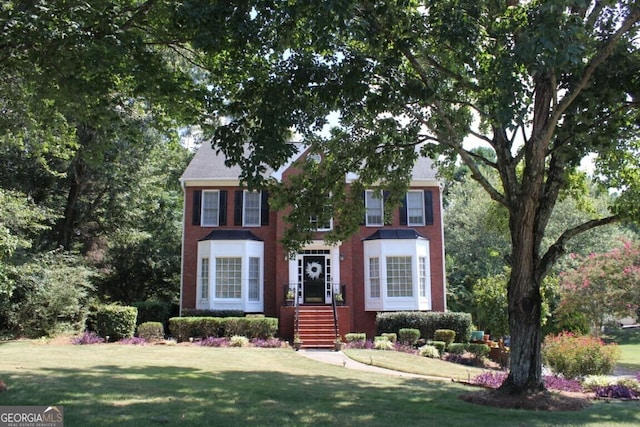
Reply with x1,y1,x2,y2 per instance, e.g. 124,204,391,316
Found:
297,349,450,381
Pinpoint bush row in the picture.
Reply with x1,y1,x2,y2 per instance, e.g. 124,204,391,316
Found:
168,316,278,342
376,311,473,342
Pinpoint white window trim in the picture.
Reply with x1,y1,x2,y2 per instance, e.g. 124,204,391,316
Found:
201,190,220,227
243,190,261,227
406,191,425,226
365,190,384,226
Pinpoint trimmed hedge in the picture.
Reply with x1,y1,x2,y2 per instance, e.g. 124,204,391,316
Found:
434,329,456,347
95,305,137,341
168,316,278,342
345,333,367,342
137,321,164,341
131,300,173,326
181,309,245,318
376,311,473,343
398,328,421,345
447,343,468,355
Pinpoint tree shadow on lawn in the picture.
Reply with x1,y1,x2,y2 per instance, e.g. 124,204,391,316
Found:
3,365,640,427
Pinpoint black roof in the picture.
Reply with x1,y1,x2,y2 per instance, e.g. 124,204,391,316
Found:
363,229,428,241
198,229,263,242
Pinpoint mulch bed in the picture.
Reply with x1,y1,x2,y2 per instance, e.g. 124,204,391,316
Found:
459,388,593,411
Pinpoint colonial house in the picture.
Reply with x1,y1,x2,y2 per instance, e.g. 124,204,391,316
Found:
179,142,446,347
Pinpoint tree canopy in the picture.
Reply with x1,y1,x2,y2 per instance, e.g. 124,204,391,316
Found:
180,0,640,394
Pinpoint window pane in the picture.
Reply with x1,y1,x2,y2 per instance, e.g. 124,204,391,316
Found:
200,258,209,299
386,256,413,297
248,257,260,301
369,257,380,298
244,191,261,226
365,191,383,226
215,257,242,298
419,257,427,297
407,192,424,226
202,191,219,226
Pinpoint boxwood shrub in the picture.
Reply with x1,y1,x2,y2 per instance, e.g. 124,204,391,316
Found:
345,333,366,342
376,311,473,343
168,316,278,342
137,321,164,341
434,329,456,347
398,328,421,345
95,305,137,341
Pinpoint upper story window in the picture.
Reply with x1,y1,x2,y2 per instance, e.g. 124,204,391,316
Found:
406,191,425,226
243,191,261,226
365,191,384,226
202,191,220,226
310,193,332,231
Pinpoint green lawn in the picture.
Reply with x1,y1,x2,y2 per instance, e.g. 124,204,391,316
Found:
1,340,639,426
604,327,640,372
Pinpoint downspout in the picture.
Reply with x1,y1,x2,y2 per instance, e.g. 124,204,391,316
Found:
179,179,186,317
439,182,447,312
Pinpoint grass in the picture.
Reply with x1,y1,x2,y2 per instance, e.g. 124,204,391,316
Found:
603,328,640,372
1,340,639,426
343,348,486,381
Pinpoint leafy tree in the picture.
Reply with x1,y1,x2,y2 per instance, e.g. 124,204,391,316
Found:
182,1,640,395
558,240,640,335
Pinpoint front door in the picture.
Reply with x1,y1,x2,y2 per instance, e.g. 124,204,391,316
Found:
302,255,326,303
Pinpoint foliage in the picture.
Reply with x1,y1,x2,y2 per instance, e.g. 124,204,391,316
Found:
376,311,473,343
94,305,138,341
131,300,174,327
398,328,421,345
380,332,397,343
428,341,446,353
0,250,95,337
229,335,250,348
118,337,147,345
418,345,440,359
180,0,640,394
374,337,394,350
447,343,468,356
250,338,283,348
467,343,490,360
582,375,640,392
344,340,374,350
180,309,245,318
434,329,456,347
72,331,105,345
472,372,582,393
168,317,278,342
557,240,640,335
199,337,229,347
542,332,621,379
594,385,639,399
345,333,367,343
136,322,165,341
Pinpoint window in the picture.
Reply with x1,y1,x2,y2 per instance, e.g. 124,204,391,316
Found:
202,191,220,226
309,194,332,230
386,256,413,297
243,191,261,226
406,191,424,226
215,257,242,298
200,258,210,300
419,256,427,297
365,191,383,226
248,257,260,301
369,257,380,298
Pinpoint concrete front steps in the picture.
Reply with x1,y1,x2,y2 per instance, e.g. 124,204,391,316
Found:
296,306,338,349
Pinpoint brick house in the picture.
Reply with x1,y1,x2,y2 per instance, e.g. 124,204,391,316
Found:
179,142,446,346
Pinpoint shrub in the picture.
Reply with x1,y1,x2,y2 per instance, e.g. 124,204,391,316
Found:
168,316,277,341
398,328,420,345
374,336,394,350
250,338,282,348
595,385,638,399
137,321,164,341
72,331,104,345
118,337,147,345
418,344,440,358
181,309,244,317
583,375,640,393
376,311,473,343
434,329,456,347
94,305,137,341
229,335,250,347
467,343,490,359
131,300,173,327
199,337,229,347
447,343,468,355
345,333,366,342
542,332,620,379
428,340,446,353
381,332,397,342
345,339,374,349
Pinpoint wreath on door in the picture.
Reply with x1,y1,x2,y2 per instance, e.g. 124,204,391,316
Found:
305,261,323,280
